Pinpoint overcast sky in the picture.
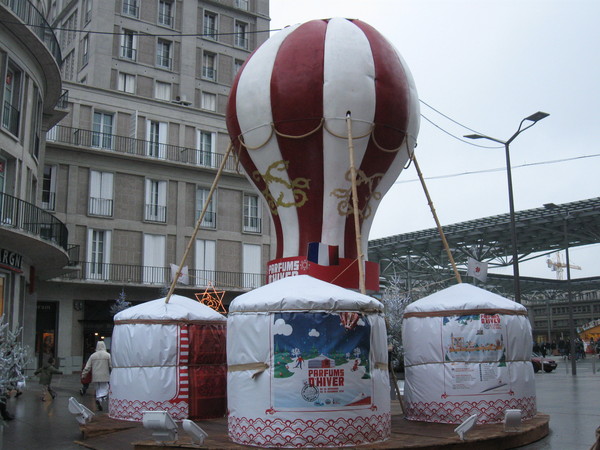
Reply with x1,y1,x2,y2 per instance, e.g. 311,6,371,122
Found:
268,0,600,279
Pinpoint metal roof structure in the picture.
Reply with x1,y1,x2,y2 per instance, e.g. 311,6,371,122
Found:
368,197,600,301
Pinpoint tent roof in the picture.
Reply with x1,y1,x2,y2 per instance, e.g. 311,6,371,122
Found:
114,294,226,321
405,283,527,314
229,275,383,313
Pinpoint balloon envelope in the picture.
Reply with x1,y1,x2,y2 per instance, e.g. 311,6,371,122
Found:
227,17,419,260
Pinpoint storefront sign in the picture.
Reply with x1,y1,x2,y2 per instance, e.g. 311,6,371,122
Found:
0,248,23,273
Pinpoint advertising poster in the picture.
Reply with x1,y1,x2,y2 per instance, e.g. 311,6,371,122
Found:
442,313,510,395
272,312,373,411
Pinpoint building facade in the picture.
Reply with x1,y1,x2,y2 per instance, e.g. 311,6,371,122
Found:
39,0,272,373
526,289,600,346
0,0,70,367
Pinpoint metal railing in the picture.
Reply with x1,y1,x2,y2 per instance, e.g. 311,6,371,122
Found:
0,192,68,250
55,261,264,290
89,197,113,217
144,204,167,222
122,1,138,17
1,0,62,65
56,90,69,109
120,46,137,61
158,12,173,27
196,210,216,228
41,191,56,211
243,216,261,233
45,125,239,172
156,54,172,70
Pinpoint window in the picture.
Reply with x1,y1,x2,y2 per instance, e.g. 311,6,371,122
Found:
235,21,248,49
195,239,215,286
92,112,113,149
158,0,173,27
235,0,248,10
62,51,75,81
89,170,114,216
146,120,167,158
156,39,172,69
195,130,215,166
143,234,166,283
196,187,215,228
243,194,261,233
31,87,43,159
87,229,111,280
243,243,261,288
201,92,216,111
46,126,57,141
154,81,171,101
145,179,167,222
82,34,89,65
84,0,92,23
42,165,57,210
118,73,135,93
61,12,77,48
2,62,22,136
234,59,244,77
121,30,137,60
202,52,216,81
122,0,138,17
204,12,217,39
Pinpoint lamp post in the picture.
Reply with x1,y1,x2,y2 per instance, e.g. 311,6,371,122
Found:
544,202,577,375
465,111,549,303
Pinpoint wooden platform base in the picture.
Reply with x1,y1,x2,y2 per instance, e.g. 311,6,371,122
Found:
76,405,549,449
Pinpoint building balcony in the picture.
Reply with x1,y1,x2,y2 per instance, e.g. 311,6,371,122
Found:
46,125,239,172
1,0,61,64
0,192,70,279
51,261,264,291
0,0,63,116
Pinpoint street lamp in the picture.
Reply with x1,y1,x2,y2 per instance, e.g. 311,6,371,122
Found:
465,111,549,303
544,202,577,375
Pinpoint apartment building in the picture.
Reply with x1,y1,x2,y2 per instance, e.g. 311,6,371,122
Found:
0,0,69,363
39,0,272,373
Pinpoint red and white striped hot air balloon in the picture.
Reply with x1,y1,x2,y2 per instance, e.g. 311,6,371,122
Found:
227,18,419,291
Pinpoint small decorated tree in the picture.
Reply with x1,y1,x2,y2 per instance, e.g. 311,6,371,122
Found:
110,289,131,316
381,276,412,372
0,317,30,403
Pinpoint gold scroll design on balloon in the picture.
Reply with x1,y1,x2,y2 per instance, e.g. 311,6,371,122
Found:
330,169,384,219
252,160,310,215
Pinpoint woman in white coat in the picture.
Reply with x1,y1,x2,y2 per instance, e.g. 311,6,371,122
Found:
82,341,111,411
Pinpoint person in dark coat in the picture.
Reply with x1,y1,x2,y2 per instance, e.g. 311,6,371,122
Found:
34,357,63,401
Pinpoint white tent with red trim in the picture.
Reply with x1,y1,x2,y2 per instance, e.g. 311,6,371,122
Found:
227,275,390,448
108,295,226,421
402,283,536,424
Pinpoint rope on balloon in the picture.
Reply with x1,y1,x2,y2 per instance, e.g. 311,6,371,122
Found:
234,117,416,155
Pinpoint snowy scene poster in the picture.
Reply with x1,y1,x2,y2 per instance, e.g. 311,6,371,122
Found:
442,313,510,395
272,311,373,411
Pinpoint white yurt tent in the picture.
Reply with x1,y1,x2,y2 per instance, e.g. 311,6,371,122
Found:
109,295,227,421
227,275,390,448
402,283,536,424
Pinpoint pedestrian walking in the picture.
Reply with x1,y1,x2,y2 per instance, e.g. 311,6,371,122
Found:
81,341,111,411
34,357,63,401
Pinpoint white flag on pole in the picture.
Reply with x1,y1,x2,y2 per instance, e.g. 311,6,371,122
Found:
467,257,488,282
170,264,189,285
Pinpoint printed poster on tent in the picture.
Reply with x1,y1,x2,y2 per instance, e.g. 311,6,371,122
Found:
271,312,373,411
442,313,511,396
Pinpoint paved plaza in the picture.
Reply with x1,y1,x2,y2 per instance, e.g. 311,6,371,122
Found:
1,357,599,449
